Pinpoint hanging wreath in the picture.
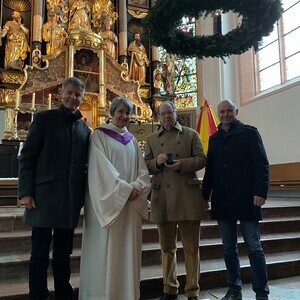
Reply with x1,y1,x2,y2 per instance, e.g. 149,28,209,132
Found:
144,0,283,59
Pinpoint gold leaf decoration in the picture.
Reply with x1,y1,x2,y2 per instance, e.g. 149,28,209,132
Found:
3,0,32,12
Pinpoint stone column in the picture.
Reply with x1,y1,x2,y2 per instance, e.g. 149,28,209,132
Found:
118,0,128,64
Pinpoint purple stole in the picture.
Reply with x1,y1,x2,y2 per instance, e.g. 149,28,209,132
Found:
97,127,133,145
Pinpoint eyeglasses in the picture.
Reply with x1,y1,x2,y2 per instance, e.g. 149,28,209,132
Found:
159,111,175,116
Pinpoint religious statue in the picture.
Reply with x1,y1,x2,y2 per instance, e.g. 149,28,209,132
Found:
153,66,164,95
92,0,117,27
43,11,68,55
32,46,42,67
69,0,91,31
101,16,118,60
1,11,29,70
127,33,149,84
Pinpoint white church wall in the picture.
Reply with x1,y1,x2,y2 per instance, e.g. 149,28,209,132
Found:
238,84,300,165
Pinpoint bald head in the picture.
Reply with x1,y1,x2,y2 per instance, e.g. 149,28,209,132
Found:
218,99,238,131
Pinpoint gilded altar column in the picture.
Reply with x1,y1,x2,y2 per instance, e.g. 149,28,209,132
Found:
31,0,44,60
4,108,15,139
118,0,128,65
97,49,106,126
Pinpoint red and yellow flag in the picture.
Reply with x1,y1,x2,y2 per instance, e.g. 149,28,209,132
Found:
196,98,219,154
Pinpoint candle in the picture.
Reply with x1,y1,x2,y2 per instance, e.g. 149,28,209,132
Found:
31,93,35,109
15,91,20,109
48,93,52,110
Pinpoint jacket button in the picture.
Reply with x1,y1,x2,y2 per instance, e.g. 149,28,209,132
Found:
166,184,170,188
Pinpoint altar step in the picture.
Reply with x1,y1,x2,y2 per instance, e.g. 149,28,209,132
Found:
0,197,299,299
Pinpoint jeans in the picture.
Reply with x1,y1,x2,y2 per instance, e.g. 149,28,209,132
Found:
217,220,269,297
29,227,75,300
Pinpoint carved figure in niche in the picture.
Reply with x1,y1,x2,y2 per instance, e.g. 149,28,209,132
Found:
127,33,149,84
101,16,118,59
1,11,29,70
43,11,68,55
32,46,42,67
153,66,164,95
69,0,91,31
74,51,99,93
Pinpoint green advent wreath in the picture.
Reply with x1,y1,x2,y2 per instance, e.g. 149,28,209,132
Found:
144,0,283,59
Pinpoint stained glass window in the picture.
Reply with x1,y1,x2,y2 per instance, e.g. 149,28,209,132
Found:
158,17,197,108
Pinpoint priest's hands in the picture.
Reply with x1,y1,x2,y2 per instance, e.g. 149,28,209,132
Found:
128,188,141,201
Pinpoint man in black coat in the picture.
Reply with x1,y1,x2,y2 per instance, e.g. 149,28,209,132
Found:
18,77,91,300
202,99,269,300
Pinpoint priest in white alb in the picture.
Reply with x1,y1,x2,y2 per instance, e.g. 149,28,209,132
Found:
79,97,151,300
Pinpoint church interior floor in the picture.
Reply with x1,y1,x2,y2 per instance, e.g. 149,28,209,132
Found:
145,276,300,299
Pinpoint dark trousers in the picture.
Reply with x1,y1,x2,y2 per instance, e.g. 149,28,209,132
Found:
29,227,75,300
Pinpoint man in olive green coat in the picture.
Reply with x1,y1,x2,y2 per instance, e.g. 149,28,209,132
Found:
144,101,207,300
18,77,91,300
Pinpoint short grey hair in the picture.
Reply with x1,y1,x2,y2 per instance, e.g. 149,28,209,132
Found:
110,97,133,116
158,100,176,115
218,99,238,110
62,77,85,95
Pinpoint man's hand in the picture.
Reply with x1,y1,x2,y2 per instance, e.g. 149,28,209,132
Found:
20,196,36,209
254,195,266,207
203,199,210,210
156,153,167,167
165,159,181,171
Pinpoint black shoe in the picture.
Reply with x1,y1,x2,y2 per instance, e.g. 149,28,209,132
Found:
159,293,179,300
221,288,242,300
256,296,268,300
188,297,199,300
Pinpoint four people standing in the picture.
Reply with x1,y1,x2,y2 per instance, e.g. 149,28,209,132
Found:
202,100,270,300
18,88,270,299
18,77,91,300
144,101,207,300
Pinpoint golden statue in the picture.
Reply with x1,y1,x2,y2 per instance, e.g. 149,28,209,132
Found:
1,11,29,70
127,33,149,84
43,11,68,55
68,0,91,31
101,16,118,60
92,0,117,23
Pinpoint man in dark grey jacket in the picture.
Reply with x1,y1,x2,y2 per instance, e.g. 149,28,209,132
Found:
202,99,269,300
18,77,91,300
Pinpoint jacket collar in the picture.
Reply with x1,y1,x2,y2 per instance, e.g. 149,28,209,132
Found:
157,121,182,135
58,104,83,121
216,120,244,137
